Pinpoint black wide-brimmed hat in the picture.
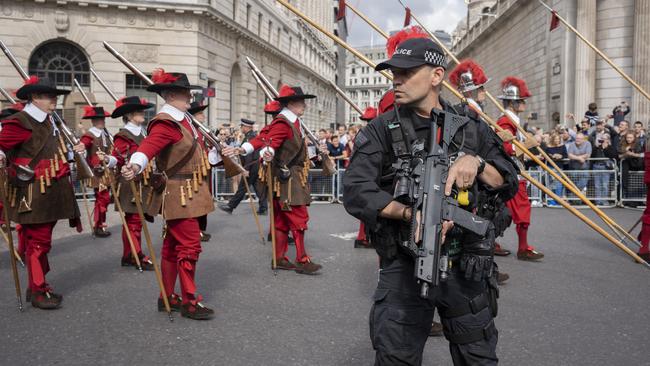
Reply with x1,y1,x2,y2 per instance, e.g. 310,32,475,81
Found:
275,85,316,103
188,101,208,115
16,76,71,100
82,106,111,120
111,96,155,118
146,68,202,94
0,102,25,119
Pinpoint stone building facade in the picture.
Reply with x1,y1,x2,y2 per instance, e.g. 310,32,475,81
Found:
0,0,338,132
343,45,391,124
452,0,650,130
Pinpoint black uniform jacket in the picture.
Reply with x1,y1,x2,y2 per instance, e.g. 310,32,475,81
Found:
342,99,519,231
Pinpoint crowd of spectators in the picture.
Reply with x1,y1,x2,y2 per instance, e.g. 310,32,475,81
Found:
525,101,645,206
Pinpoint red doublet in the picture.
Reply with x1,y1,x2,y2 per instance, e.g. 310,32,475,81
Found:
0,117,57,292
248,118,312,263
497,115,533,252
137,117,205,305
80,134,103,167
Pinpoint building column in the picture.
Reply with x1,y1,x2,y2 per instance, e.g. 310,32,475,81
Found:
573,0,596,119
632,0,650,124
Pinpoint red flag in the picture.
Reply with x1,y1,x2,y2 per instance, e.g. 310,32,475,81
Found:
403,7,411,27
549,10,560,31
336,0,346,21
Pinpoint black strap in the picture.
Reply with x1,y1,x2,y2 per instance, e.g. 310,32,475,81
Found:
444,320,497,345
440,291,489,319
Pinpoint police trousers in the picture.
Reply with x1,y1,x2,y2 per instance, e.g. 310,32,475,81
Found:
370,256,498,366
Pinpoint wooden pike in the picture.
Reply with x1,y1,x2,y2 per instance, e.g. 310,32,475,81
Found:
399,0,642,249
274,0,648,266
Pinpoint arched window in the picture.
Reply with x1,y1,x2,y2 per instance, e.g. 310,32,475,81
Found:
230,63,242,123
28,41,90,89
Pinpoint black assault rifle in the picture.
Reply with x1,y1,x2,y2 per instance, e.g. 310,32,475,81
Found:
393,109,489,298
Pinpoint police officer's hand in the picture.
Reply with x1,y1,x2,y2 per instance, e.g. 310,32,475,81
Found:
121,163,139,181
445,155,481,195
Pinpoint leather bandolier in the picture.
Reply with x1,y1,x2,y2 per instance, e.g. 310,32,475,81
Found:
145,113,214,220
113,129,154,215
259,114,311,210
4,111,80,224
84,131,113,190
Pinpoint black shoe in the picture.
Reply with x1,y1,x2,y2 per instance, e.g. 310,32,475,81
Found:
354,239,372,249
429,321,443,337
94,227,111,238
31,290,63,310
497,272,510,285
267,233,272,242
257,209,267,216
218,203,233,214
200,231,211,242
158,294,183,312
288,235,295,245
181,302,215,320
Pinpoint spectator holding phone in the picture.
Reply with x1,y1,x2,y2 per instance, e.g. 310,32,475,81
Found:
610,101,631,126
591,132,617,205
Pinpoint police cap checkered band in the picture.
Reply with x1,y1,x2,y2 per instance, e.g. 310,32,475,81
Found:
376,37,447,71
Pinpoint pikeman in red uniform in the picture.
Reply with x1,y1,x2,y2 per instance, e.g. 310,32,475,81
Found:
225,85,326,275
496,77,544,261
80,105,115,237
187,101,212,242
0,76,84,309
110,96,155,270
121,69,217,320
0,102,25,257
353,106,378,249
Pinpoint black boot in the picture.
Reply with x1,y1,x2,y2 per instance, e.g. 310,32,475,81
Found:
181,302,215,320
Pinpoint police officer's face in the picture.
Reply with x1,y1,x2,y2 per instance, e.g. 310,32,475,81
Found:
391,65,444,106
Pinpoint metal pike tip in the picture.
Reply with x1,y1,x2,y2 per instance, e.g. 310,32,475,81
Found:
168,313,174,322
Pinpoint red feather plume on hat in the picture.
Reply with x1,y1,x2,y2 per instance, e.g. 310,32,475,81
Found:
151,68,179,84
277,84,296,98
25,75,39,86
264,100,281,113
448,59,488,89
83,105,96,116
378,89,396,114
501,76,531,98
386,26,429,58
140,98,148,105
115,97,128,108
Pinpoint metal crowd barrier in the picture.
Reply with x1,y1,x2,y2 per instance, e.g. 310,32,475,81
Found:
76,162,646,208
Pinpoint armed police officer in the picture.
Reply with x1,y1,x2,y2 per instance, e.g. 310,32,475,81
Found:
343,27,518,365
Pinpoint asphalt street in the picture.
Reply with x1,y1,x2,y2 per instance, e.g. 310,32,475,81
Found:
0,202,648,366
